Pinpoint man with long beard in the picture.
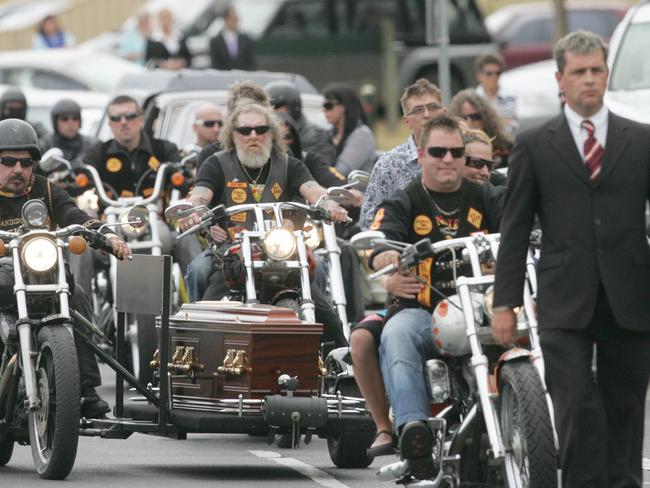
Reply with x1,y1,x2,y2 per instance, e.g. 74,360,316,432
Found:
179,100,349,350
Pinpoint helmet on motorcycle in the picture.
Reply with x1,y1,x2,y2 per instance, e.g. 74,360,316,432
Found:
431,293,483,356
51,98,82,133
0,118,41,160
265,80,302,120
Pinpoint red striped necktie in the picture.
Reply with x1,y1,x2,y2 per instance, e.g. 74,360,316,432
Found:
581,119,604,181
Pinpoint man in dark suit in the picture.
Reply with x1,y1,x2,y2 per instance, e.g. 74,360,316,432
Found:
209,5,255,71
491,30,650,488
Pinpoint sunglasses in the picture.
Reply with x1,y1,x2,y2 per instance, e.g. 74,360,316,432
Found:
108,112,140,123
0,156,35,168
322,101,339,111
196,119,223,128
272,102,287,109
482,70,502,77
463,112,483,122
427,146,465,159
58,114,80,122
407,102,443,117
234,125,271,136
465,156,494,170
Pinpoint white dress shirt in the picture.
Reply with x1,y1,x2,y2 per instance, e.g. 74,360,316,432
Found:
564,103,608,161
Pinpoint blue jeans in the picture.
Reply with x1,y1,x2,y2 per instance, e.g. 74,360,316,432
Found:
379,307,438,430
185,248,215,302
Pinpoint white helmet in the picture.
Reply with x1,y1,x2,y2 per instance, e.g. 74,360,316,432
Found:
431,293,483,356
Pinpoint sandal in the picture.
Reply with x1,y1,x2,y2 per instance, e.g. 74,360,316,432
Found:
367,429,397,457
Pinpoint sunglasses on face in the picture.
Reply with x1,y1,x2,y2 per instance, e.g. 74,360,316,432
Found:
0,156,35,168
196,118,223,128
482,70,502,77
234,125,271,136
427,146,465,159
58,114,80,122
108,112,140,123
463,112,483,122
322,101,339,111
407,102,443,117
272,102,287,110
465,156,494,171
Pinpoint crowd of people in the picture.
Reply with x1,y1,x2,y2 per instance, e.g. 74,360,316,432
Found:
2,20,649,487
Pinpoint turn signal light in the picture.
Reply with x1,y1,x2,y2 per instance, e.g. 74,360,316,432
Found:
75,173,89,188
171,172,185,187
68,236,87,255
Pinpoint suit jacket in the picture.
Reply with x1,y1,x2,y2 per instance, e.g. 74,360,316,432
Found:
493,111,650,331
209,31,255,70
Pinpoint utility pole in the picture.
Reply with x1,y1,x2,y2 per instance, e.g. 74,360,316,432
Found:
426,0,451,106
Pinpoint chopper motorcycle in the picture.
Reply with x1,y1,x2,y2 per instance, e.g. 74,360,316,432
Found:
0,199,126,479
351,231,558,487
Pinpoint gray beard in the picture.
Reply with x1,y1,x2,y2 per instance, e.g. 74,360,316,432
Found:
236,143,271,169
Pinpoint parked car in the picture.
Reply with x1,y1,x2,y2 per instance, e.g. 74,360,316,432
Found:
0,48,143,93
96,68,327,147
605,0,650,124
0,84,108,136
487,1,627,69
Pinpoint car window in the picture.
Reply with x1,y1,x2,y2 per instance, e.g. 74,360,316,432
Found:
609,22,650,91
507,17,552,44
568,10,618,39
31,69,88,91
265,0,334,39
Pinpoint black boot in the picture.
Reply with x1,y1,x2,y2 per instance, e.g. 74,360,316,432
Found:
81,386,111,418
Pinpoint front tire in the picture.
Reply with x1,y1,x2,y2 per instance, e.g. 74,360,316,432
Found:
499,361,557,487
0,436,13,466
28,326,80,480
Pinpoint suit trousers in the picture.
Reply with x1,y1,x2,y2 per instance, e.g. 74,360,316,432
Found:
539,285,650,488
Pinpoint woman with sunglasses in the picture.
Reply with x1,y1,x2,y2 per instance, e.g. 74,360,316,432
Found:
449,89,513,168
322,83,376,176
461,128,507,188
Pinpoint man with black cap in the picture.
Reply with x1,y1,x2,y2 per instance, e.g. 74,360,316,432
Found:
0,118,131,418
0,88,48,138
39,98,99,164
265,80,335,164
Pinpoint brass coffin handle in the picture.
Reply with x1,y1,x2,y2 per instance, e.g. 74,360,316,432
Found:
217,349,251,375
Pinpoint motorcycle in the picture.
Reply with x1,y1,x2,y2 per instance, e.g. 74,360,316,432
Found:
0,199,126,479
79,162,187,385
351,231,558,487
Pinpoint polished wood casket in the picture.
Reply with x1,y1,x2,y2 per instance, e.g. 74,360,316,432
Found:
165,301,323,408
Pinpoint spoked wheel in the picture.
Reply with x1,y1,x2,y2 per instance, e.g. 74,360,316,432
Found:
28,326,80,480
499,361,557,488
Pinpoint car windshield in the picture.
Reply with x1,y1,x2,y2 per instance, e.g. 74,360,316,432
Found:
610,22,650,91
68,55,142,92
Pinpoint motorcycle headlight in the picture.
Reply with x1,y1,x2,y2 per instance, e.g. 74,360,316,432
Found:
303,219,323,249
21,237,58,273
22,199,49,227
120,209,147,238
263,228,297,261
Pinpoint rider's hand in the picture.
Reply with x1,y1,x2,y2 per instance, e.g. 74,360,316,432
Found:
178,212,202,232
384,271,422,299
491,308,518,346
350,189,364,207
373,250,400,271
323,200,349,223
209,225,228,243
108,236,132,260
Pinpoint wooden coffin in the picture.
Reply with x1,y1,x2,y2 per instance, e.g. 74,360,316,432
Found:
166,301,323,407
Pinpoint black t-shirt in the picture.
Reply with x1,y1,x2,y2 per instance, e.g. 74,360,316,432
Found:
427,188,461,239
195,154,314,207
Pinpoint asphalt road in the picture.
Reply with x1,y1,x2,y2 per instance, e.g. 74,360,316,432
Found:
3,365,650,486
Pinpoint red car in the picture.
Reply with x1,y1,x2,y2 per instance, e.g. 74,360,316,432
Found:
486,2,628,70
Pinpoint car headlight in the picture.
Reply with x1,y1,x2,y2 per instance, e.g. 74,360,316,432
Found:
263,228,297,261
483,285,522,318
22,199,49,227
120,209,147,238
21,237,58,273
303,219,323,249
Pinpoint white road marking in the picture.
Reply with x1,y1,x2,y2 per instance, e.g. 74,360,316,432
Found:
249,450,351,488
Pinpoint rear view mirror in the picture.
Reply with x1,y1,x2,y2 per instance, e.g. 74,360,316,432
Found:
347,170,370,190
126,204,148,229
326,187,355,207
350,230,386,251
164,200,195,221
39,147,69,174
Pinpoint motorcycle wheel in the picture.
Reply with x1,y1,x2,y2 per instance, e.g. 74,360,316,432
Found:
28,326,80,480
135,314,157,386
326,381,374,469
0,436,13,466
499,361,557,488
